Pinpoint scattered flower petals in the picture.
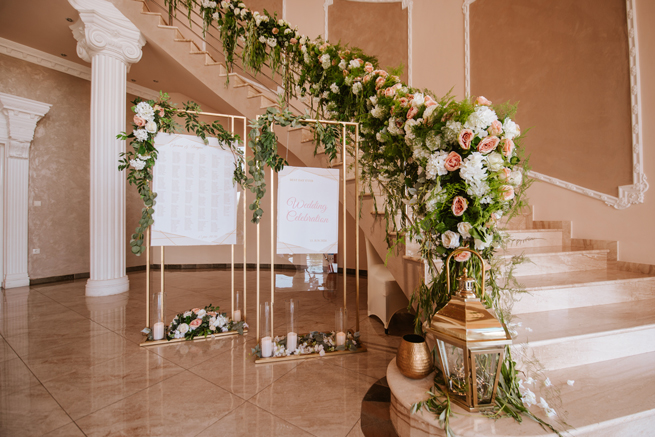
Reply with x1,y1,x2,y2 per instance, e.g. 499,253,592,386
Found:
567,380,575,386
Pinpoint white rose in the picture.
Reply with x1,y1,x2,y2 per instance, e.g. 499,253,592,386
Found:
503,118,520,139
474,234,492,250
320,54,331,69
411,93,424,108
330,83,339,94
135,102,154,121
299,36,307,45
352,82,362,95
233,7,240,14
259,35,266,43
212,12,219,20
134,129,148,142
508,170,523,186
278,19,285,26
338,59,347,70
486,152,504,171
423,105,437,121
457,222,472,239
145,121,158,134
441,230,460,249
349,59,361,69
178,323,190,334
129,159,146,171
221,1,228,7
267,38,277,48
183,311,192,317
196,309,206,318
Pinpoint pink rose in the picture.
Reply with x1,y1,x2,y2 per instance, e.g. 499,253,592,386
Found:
395,118,404,129
290,37,297,44
399,97,409,107
272,28,279,35
374,70,388,77
189,319,202,329
424,96,437,107
319,44,327,52
343,70,349,77
364,62,374,73
452,196,468,216
499,168,511,181
477,136,499,154
455,251,471,262
502,138,515,157
134,115,146,127
363,75,371,83
384,83,401,97
444,152,462,171
192,308,202,314
375,77,386,90
458,129,474,150
406,107,418,119
500,185,515,201
207,311,217,317
475,96,492,106
488,120,502,136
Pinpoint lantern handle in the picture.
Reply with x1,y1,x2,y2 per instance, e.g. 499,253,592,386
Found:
445,248,486,299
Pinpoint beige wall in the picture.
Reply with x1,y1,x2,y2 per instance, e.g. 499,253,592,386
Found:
0,53,91,280
525,0,655,265
470,0,633,197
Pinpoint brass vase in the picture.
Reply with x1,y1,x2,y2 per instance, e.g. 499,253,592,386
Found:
396,334,434,379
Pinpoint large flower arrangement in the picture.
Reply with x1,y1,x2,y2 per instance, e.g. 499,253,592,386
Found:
127,0,562,433
168,304,248,340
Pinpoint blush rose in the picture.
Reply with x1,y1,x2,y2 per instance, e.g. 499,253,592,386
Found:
452,196,468,216
502,138,515,157
444,152,462,171
458,129,474,150
477,136,500,154
454,251,471,262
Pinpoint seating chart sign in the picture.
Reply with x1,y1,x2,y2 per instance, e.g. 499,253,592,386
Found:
151,133,237,246
277,166,339,254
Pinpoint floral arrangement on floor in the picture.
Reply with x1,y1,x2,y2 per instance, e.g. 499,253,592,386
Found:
168,304,248,340
251,331,360,358
125,0,564,434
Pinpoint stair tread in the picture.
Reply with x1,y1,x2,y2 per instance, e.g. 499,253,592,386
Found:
518,268,655,290
512,298,655,345
501,245,608,257
393,351,655,436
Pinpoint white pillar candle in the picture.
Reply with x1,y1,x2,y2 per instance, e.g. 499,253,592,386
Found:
287,332,298,352
261,336,273,358
153,322,165,341
233,309,241,322
336,331,346,346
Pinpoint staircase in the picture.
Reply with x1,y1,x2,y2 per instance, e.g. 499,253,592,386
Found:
391,211,655,436
114,2,655,434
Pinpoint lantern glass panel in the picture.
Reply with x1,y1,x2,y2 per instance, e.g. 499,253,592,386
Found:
474,352,500,404
436,339,468,398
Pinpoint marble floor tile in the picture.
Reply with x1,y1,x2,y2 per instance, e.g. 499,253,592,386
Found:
148,334,238,369
42,422,87,437
347,419,366,437
43,349,185,420
0,337,18,363
0,384,72,436
0,357,42,395
196,401,314,437
332,348,397,380
251,359,377,437
76,371,244,437
189,345,298,400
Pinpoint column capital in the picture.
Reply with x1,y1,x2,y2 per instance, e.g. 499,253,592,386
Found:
0,92,51,158
69,0,146,67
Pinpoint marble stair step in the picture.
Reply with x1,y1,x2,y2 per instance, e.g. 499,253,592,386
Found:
513,269,655,314
511,298,655,370
505,228,563,249
502,245,608,276
389,351,655,436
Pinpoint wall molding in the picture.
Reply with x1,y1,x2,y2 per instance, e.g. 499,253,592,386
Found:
463,0,648,209
0,37,159,100
323,0,413,86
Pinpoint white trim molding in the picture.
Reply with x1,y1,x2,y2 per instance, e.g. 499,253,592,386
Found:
0,37,159,100
0,93,52,289
463,0,647,209
323,0,413,85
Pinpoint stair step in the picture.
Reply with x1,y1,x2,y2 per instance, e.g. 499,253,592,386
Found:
511,299,655,370
505,229,563,249
503,246,608,276
513,269,655,313
389,351,655,436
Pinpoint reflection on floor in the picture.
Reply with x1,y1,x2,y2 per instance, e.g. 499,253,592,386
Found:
0,268,413,436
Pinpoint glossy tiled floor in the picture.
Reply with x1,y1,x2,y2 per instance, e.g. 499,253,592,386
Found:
0,269,406,436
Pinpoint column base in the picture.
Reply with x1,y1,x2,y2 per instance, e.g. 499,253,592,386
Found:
3,272,30,289
86,275,130,297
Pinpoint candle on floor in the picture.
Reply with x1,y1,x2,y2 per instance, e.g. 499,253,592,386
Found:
336,331,346,346
153,322,165,340
261,336,273,357
233,309,241,322
287,332,298,352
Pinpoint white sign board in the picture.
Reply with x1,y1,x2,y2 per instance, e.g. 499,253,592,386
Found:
151,132,238,246
276,166,339,254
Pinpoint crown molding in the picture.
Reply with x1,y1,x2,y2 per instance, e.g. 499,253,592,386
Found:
463,0,647,209
0,37,159,100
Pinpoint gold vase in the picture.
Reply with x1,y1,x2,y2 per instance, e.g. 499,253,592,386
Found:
396,334,434,379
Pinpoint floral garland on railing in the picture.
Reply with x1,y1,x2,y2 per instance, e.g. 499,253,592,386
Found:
133,1,565,434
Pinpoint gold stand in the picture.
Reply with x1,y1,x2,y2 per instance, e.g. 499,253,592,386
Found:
141,111,248,348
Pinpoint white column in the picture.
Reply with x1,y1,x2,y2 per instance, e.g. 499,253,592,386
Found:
69,0,146,296
0,93,51,289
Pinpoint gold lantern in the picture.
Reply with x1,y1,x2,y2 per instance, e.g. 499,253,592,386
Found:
423,248,512,412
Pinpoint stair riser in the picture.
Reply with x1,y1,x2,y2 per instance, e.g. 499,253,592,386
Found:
510,252,607,276
572,412,655,437
513,279,655,314
514,326,655,370
506,230,563,248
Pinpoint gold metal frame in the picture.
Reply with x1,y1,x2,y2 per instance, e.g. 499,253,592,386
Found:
141,110,248,348
254,118,364,363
